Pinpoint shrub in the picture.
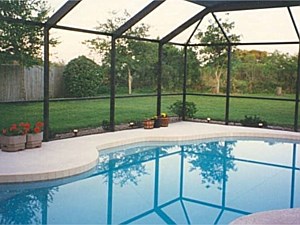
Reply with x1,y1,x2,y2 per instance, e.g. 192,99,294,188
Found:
168,100,197,118
240,115,267,127
63,56,103,97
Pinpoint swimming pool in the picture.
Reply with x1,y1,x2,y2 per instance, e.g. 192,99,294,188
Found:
0,137,299,224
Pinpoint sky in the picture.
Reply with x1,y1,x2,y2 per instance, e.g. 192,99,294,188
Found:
46,0,300,64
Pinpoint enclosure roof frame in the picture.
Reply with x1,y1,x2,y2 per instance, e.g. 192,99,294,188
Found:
1,0,300,136
113,0,165,38
1,0,300,45
45,0,82,28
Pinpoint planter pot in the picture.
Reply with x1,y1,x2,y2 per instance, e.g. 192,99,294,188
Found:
26,132,43,149
160,117,169,127
143,120,154,129
1,135,26,152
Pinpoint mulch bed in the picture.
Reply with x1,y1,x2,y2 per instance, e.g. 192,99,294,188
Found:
51,117,294,141
52,117,181,140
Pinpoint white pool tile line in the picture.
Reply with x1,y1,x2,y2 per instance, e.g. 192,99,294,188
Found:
1,122,300,183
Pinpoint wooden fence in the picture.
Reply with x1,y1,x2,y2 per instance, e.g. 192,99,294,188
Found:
0,65,64,102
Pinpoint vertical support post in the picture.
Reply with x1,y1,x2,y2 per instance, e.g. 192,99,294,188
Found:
157,43,163,117
154,148,160,208
110,36,116,132
294,43,300,132
290,144,297,208
43,27,50,141
41,191,48,225
225,44,232,125
107,159,114,225
222,143,228,208
214,142,228,225
179,146,185,198
183,46,188,121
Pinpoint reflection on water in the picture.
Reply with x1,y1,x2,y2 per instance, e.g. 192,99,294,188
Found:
184,141,237,189
97,147,168,187
0,187,58,224
0,139,299,224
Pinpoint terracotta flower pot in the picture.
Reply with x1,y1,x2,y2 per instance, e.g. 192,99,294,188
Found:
143,120,154,129
160,117,169,127
1,135,26,152
26,132,43,149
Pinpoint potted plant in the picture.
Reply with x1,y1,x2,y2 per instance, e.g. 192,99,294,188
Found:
1,122,30,152
26,122,44,149
160,113,169,127
143,118,154,129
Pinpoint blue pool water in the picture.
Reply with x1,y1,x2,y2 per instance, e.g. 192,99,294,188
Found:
0,138,299,224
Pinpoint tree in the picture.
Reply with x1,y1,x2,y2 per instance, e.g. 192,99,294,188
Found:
83,11,152,94
63,56,103,97
232,49,268,93
0,0,58,67
161,45,183,90
185,47,202,90
196,16,240,94
84,11,202,94
128,41,157,90
232,49,298,94
161,45,200,92
264,51,298,94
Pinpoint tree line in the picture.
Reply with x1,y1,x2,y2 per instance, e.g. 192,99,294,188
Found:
1,1,298,98
76,12,298,97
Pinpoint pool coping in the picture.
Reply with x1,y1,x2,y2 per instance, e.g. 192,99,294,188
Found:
1,121,300,183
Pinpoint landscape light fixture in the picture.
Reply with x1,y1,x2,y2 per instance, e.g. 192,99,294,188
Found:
207,117,211,123
258,123,263,128
73,129,78,136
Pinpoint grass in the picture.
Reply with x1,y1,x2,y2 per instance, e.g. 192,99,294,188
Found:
187,95,296,126
0,94,298,136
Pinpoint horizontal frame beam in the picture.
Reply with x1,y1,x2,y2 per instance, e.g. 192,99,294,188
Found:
288,7,300,40
46,0,82,28
114,0,165,38
161,7,211,44
189,1,300,12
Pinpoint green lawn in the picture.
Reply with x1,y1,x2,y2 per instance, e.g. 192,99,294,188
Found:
0,94,298,136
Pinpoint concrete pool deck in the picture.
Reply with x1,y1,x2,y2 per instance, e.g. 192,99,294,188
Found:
1,121,300,184
1,121,300,224
229,208,300,225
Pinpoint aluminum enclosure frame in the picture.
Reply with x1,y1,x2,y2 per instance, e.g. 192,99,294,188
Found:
0,0,300,140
